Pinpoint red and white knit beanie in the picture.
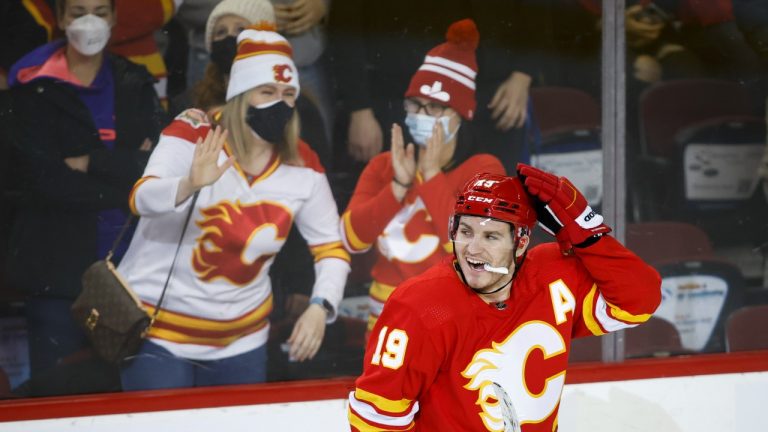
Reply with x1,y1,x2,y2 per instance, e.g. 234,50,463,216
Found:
226,23,299,101
404,19,479,120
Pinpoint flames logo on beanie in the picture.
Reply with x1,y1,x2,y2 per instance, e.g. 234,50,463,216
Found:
273,64,293,83
405,19,479,120
226,23,300,101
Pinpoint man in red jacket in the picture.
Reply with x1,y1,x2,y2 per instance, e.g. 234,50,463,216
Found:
348,166,662,431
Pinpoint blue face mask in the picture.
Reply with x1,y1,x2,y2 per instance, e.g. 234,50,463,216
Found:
404,113,459,146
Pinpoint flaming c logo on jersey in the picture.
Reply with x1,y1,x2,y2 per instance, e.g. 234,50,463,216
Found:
461,322,567,431
192,200,293,285
273,64,293,83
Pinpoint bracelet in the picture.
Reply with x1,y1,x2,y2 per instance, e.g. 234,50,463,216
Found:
392,177,413,188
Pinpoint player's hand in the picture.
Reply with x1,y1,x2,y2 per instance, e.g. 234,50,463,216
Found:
348,108,383,162
489,72,531,131
517,163,611,251
286,303,327,362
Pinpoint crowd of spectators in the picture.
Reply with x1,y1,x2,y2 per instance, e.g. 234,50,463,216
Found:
0,0,766,398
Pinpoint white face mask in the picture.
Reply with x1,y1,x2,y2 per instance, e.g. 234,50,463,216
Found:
404,112,459,146
66,14,111,56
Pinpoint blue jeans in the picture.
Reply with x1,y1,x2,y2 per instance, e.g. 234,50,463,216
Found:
120,340,267,391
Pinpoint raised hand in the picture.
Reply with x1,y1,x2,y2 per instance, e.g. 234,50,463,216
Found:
417,121,444,181
390,123,416,200
176,127,233,205
517,163,611,251
189,126,233,190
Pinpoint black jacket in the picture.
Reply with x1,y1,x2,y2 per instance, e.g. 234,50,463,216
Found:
6,55,168,299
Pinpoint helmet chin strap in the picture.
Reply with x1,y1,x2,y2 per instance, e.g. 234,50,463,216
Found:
470,273,514,295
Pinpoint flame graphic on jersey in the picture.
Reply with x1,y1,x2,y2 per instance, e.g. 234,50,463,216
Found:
192,200,293,285
462,342,513,432
461,321,567,432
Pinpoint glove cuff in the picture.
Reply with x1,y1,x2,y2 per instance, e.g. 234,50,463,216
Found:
574,233,605,248
561,220,612,246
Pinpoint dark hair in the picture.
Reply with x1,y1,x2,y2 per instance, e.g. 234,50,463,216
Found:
194,63,228,112
55,0,116,18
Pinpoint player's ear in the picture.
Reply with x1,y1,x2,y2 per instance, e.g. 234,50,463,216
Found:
515,234,530,258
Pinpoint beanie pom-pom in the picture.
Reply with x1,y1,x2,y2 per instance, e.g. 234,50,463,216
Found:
446,19,479,50
247,21,278,32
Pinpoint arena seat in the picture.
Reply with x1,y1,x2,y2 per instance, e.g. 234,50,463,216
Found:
639,79,756,161
625,317,686,359
530,87,602,209
671,116,766,245
725,304,768,352
568,317,688,362
626,221,715,265
632,79,760,222
530,86,600,138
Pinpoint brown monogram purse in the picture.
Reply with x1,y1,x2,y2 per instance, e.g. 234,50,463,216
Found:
71,193,199,364
73,251,152,364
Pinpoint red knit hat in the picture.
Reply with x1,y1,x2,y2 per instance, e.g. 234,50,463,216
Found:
404,19,479,120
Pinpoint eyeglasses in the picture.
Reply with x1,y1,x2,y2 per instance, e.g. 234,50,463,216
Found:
403,99,447,117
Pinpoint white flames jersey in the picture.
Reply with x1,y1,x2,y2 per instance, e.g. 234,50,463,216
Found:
118,110,350,360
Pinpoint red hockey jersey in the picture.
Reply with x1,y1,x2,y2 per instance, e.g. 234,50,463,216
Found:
348,236,661,431
340,152,504,329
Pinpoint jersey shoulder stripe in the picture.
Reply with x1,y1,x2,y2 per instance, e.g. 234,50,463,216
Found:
298,140,325,173
162,108,212,143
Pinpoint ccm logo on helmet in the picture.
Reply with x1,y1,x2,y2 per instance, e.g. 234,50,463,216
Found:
583,211,596,222
467,195,493,203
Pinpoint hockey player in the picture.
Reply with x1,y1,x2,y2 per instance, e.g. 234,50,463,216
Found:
348,167,662,431
118,23,350,390
340,19,505,331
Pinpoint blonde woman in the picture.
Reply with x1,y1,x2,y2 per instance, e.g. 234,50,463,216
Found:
118,24,349,390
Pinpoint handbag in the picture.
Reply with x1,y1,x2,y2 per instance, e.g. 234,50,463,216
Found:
71,193,199,364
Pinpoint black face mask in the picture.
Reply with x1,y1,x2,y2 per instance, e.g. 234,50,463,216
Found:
210,36,237,74
245,100,294,143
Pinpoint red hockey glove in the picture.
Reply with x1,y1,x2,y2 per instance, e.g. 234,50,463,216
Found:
517,163,611,252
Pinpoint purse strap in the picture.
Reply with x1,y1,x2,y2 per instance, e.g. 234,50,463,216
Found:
105,215,136,263
105,192,200,324
152,191,200,322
